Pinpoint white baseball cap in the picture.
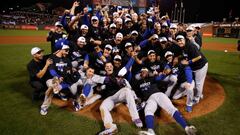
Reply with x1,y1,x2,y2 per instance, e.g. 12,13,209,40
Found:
125,42,132,48
118,67,127,77
116,33,123,39
176,35,185,40
125,18,132,23
62,45,69,50
31,47,43,55
105,44,112,50
110,23,117,28
77,36,86,43
91,16,99,21
80,24,88,30
55,21,63,27
170,24,177,29
113,12,119,17
186,26,194,31
116,18,123,24
125,14,131,18
164,51,174,57
131,30,138,35
140,67,149,72
159,37,167,42
162,22,168,27
148,18,153,22
152,34,159,39
114,55,122,61
147,50,156,55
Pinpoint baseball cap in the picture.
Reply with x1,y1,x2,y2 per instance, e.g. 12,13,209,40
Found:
131,30,138,35
110,23,117,28
125,42,132,48
125,14,131,18
140,67,149,72
186,26,194,31
170,24,177,29
152,34,159,40
164,51,174,58
176,35,185,40
80,24,88,30
113,12,119,17
125,18,132,23
105,44,112,50
159,37,168,43
147,50,156,55
116,18,123,24
114,55,122,61
31,47,43,55
162,22,168,27
55,38,69,50
55,21,63,27
194,25,201,29
116,33,123,39
77,36,86,44
62,45,70,50
118,67,127,77
91,16,99,21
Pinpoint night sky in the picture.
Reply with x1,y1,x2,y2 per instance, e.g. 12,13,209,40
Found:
1,0,239,23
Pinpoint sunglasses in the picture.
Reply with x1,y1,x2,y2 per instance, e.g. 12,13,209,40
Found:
64,49,69,52
186,30,192,32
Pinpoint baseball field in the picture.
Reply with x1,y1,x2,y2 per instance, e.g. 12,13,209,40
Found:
0,29,239,135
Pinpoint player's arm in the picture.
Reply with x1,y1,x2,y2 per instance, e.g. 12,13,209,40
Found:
36,58,53,79
184,66,193,84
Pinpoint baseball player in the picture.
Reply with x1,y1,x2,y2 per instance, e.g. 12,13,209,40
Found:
98,62,143,135
47,21,66,53
40,42,83,115
27,47,52,101
176,35,208,104
132,68,197,135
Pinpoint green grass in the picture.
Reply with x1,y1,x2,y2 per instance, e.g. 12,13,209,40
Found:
0,29,48,36
0,30,240,135
203,37,239,44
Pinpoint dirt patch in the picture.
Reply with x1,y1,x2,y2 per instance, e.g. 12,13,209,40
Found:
0,36,46,44
202,42,237,52
52,76,225,123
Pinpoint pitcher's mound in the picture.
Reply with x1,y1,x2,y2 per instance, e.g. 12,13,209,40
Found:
52,76,225,123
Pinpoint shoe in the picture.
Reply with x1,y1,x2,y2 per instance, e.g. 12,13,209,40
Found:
40,107,48,116
185,125,197,135
80,94,86,106
193,95,203,105
186,105,192,112
72,101,81,111
58,93,68,101
138,129,155,135
133,118,143,128
98,124,118,135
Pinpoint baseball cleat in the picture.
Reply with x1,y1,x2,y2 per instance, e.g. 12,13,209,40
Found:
186,105,192,112
185,125,197,135
98,124,118,135
40,107,48,116
72,101,81,111
133,118,143,128
80,94,86,106
138,129,156,135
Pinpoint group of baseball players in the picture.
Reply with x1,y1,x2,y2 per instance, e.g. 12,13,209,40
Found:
27,2,209,135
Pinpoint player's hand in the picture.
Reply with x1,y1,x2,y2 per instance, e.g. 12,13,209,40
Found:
59,77,64,82
46,58,53,66
184,83,191,90
181,59,189,65
72,1,80,7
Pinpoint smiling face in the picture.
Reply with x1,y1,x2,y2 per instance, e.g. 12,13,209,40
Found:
177,38,186,48
86,68,95,78
33,51,44,61
105,62,114,75
148,53,156,62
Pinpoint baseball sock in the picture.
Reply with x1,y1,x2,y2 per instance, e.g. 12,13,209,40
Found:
145,115,154,129
83,83,91,97
173,111,187,129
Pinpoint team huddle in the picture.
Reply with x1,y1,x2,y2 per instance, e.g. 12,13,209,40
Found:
27,2,208,135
